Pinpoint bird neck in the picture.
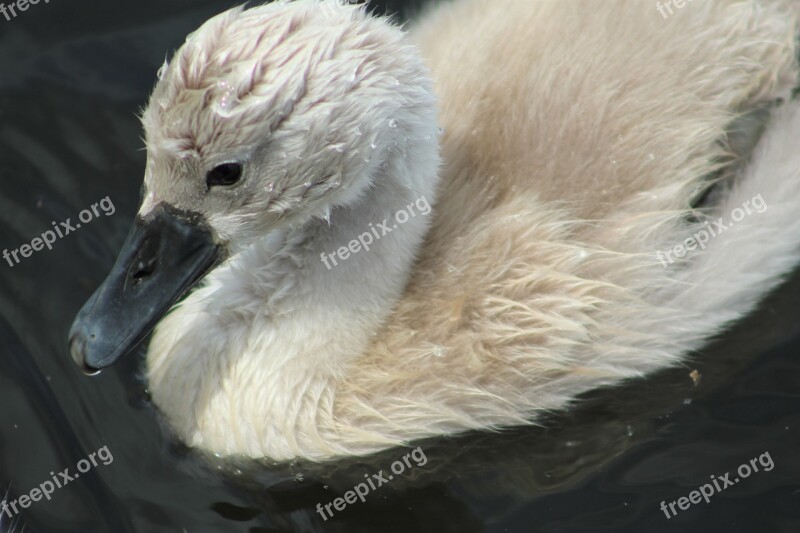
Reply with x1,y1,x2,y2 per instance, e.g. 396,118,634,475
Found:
201,127,440,368
145,113,441,457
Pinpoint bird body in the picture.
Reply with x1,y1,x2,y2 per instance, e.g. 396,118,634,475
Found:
72,0,800,461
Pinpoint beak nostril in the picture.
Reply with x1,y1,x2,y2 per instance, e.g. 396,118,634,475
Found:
130,234,160,283
131,259,156,283
132,267,153,282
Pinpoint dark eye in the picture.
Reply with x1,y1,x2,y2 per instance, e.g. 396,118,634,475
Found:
206,162,242,188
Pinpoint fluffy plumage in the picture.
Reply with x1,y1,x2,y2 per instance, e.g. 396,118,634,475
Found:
142,0,800,460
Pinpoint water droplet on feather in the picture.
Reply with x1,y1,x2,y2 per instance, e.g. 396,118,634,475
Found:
214,80,240,117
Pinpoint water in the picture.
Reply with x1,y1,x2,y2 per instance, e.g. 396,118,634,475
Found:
1,1,799,531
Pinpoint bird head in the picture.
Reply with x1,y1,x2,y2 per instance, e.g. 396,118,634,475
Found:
69,0,438,373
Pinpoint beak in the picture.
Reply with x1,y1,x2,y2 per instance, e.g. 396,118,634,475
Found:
68,203,225,375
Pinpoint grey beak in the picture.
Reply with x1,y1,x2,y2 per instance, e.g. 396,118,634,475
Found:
68,203,225,374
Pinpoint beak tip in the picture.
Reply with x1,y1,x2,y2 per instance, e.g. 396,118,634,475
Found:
69,328,103,376
79,361,103,377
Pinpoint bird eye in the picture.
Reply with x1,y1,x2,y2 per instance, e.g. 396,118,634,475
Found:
206,163,243,188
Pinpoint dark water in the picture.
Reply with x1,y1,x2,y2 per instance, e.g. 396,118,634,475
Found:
1,1,799,531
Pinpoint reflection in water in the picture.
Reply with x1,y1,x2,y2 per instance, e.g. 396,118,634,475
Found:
1,1,799,531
